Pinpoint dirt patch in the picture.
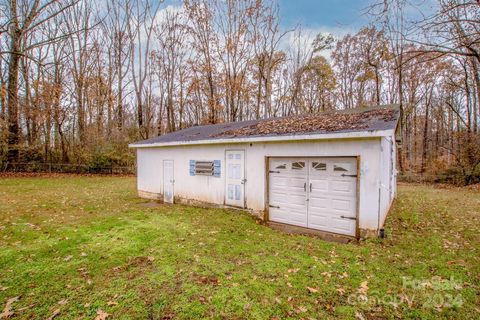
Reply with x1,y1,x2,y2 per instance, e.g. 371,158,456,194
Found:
398,181,480,192
465,183,480,192
139,201,163,208
109,256,157,281
126,256,156,269
190,273,220,286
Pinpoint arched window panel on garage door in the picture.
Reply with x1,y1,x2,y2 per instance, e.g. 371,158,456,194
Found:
333,162,355,176
333,164,349,172
312,161,327,171
292,161,306,170
272,160,288,170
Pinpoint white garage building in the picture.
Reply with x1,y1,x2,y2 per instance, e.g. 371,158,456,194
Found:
130,105,400,239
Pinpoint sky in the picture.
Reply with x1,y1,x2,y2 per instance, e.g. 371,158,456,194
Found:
278,0,371,33
159,0,379,60
164,0,373,36
161,0,436,56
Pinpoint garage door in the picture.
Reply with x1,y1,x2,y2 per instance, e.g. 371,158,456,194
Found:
268,157,357,236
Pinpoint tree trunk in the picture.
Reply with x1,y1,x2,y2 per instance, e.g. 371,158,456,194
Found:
207,72,216,124
421,102,430,174
464,62,472,132
470,59,480,132
6,33,21,163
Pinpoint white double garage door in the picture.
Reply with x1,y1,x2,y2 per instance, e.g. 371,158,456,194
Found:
268,157,357,237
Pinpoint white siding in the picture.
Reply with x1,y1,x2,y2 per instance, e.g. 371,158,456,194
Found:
378,136,396,229
136,136,396,233
137,148,162,195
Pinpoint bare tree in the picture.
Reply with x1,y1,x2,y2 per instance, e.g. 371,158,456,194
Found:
153,7,189,132
125,0,162,138
2,0,79,162
249,0,290,119
185,0,220,124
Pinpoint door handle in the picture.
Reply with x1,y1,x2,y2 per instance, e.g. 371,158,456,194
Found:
303,182,306,192
309,183,312,192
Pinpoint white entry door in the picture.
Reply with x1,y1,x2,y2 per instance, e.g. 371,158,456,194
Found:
163,160,174,203
225,150,245,207
268,157,357,236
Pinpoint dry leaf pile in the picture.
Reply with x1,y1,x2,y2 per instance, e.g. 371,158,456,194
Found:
211,108,397,138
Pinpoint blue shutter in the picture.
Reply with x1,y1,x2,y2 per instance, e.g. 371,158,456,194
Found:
189,160,195,176
213,160,221,177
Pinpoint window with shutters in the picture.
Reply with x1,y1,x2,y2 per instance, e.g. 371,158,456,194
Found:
189,160,221,177
195,161,214,175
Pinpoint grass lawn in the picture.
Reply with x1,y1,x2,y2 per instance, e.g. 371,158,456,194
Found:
0,176,479,319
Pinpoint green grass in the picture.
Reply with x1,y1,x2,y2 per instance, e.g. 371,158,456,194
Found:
0,176,479,319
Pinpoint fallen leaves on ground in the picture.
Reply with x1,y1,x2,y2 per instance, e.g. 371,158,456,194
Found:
0,297,19,319
94,309,110,320
320,271,332,278
306,286,318,293
296,306,308,313
46,308,60,320
357,281,369,294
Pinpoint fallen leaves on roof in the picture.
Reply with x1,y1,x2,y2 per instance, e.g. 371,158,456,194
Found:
211,108,397,138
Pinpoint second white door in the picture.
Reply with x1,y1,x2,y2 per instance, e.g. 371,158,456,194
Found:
225,150,245,207
163,160,174,203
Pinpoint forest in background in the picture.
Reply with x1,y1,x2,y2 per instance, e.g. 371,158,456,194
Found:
0,0,479,183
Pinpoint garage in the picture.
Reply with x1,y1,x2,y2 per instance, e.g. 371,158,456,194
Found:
131,105,399,239
268,157,358,237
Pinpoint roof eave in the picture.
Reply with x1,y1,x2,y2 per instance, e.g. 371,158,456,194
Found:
129,129,395,148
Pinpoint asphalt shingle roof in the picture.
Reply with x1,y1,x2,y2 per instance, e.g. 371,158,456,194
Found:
131,105,400,146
